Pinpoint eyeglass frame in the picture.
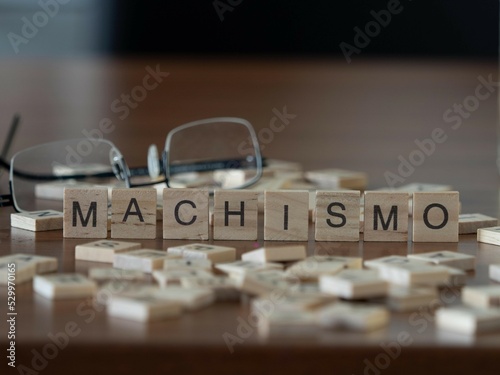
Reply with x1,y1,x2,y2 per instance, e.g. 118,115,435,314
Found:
0,116,264,213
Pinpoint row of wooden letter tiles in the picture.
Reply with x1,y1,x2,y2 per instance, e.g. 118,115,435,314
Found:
60,187,460,242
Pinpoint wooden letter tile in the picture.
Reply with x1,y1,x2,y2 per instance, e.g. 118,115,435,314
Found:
435,306,500,335
412,192,459,242
111,188,156,239
33,273,97,299
107,293,183,322
408,250,475,271
364,192,408,242
459,213,498,234
490,264,500,282
3,254,58,274
63,187,108,238
462,285,500,309
315,190,360,241
264,190,309,241
75,240,141,263
304,168,368,190
113,249,180,273
317,302,389,332
477,226,500,246
167,243,236,264
319,269,388,299
241,245,306,263
213,190,259,240
88,268,146,281
0,256,36,285
163,188,209,240
11,210,63,232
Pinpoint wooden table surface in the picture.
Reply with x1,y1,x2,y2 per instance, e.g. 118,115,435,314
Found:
1,58,500,375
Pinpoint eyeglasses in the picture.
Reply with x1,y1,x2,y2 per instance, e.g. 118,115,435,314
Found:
0,116,263,213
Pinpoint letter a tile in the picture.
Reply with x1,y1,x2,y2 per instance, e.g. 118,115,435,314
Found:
112,189,157,239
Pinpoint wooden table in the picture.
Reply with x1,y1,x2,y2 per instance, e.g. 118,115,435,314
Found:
1,58,500,374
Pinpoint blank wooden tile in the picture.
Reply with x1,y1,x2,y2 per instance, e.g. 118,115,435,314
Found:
167,243,236,263
241,245,306,263
11,210,63,232
64,187,108,238
163,188,209,240
317,302,389,332
304,168,368,190
75,240,141,263
107,293,183,322
408,250,475,271
364,192,408,242
264,190,309,241
111,188,156,239
490,264,500,282
315,191,360,241
213,190,259,240
113,249,180,273
459,213,498,234
88,268,146,281
319,269,388,299
0,256,36,285
215,260,283,276
463,285,500,309
412,192,459,242
33,273,97,299
477,226,500,246
436,306,500,335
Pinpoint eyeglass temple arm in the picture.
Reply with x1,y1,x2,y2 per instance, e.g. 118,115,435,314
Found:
0,157,267,183
1,114,20,160
167,157,267,175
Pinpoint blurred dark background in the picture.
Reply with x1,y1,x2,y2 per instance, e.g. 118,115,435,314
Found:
0,0,498,59
111,0,498,59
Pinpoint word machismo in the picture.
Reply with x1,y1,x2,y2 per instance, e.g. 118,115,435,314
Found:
28,188,461,242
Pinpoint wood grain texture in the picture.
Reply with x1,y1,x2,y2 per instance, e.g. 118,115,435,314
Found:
412,192,459,242
213,190,259,240
11,210,63,232
163,188,209,240
1,59,500,375
111,188,157,239
315,190,360,241
63,187,108,238
264,190,309,241
363,192,409,242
